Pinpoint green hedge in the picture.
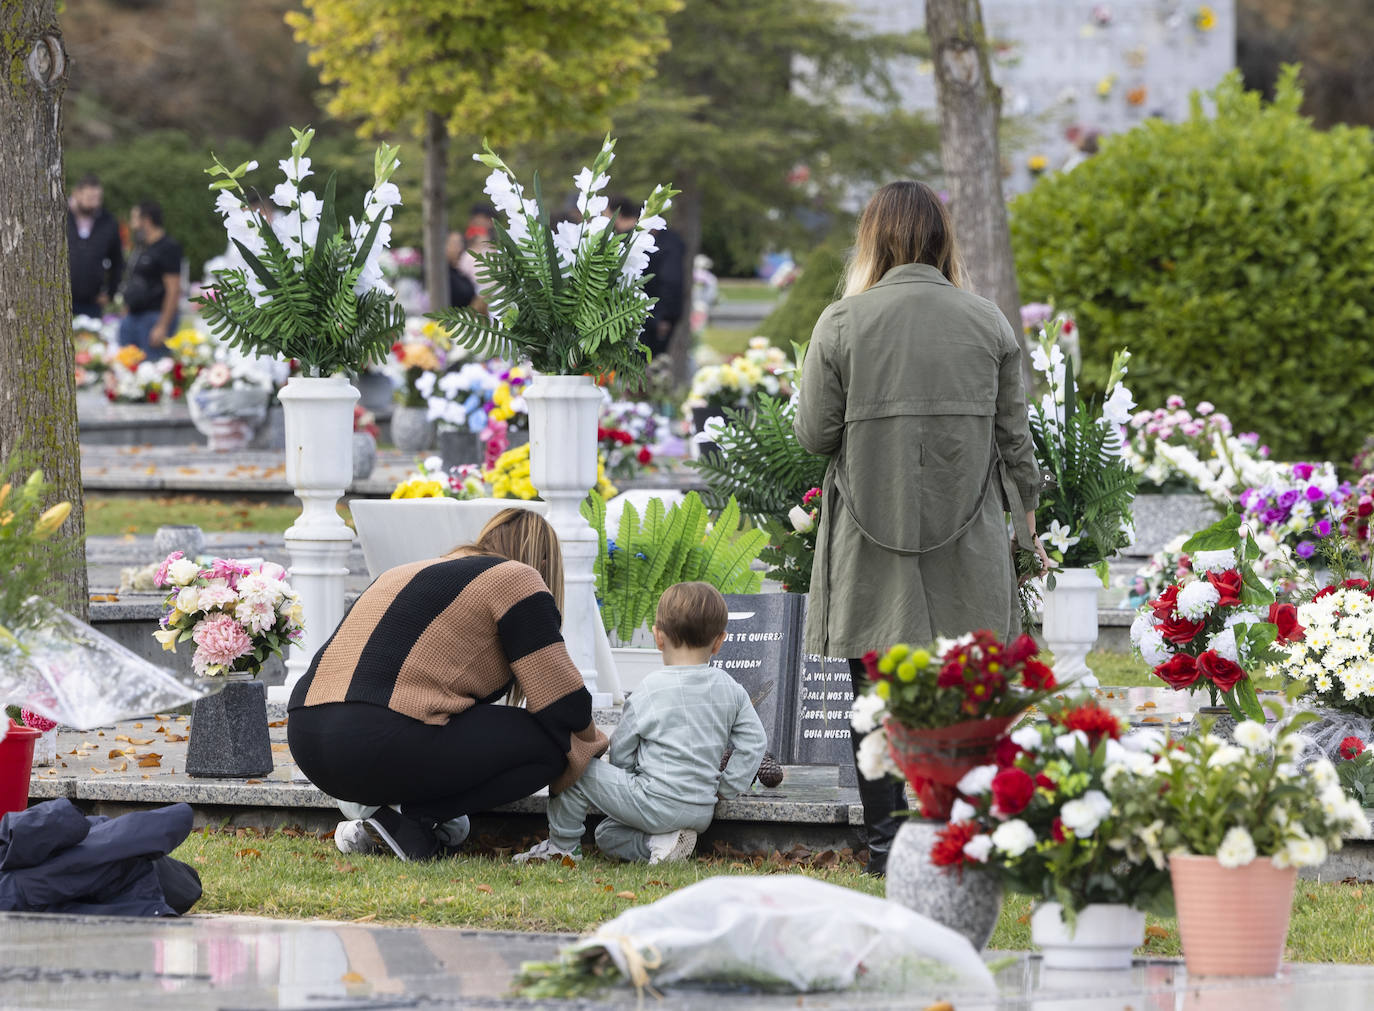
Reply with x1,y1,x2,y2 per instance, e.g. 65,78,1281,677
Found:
755,241,846,347
1010,68,1374,463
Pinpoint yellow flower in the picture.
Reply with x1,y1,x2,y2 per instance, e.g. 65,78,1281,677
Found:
33,501,72,539
0,483,10,510
115,345,146,370
390,477,445,499
153,627,179,653
875,681,891,700
910,648,931,668
886,644,910,663
1027,154,1048,173
420,320,452,349
1194,5,1216,30
897,661,918,682
1096,73,1117,98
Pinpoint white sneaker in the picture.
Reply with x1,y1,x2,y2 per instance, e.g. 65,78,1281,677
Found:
334,820,380,855
513,838,582,864
647,828,697,865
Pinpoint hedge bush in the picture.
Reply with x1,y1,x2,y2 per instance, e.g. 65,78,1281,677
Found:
1010,68,1374,464
755,240,846,347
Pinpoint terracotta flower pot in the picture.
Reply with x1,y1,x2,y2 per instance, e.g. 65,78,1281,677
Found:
883,714,1018,819
1170,853,1297,976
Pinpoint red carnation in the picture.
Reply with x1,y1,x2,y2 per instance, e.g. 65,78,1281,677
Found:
1360,501,1374,519
1022,659,1057,691
1055,702,1122,744
1158,612,1205,645
597,426,610,440
1154,653,1199,690
1035,773,1056,792
995,738,1022,768
937,660,965,688
146,390,160,403
1006,634,1039,664
20,708,57,733
1267,602,1304,644
1150,585,1180,620
637,446,652,465
1207,569,1244,608
991,767,1035,816
1197,650,1247,691
1050,816,1067,843
930,820,980,868
1340,736,1366,761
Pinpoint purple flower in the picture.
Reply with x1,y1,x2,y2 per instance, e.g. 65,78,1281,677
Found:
1263,506,1289,525
1278,490,1301,510
1239,489,1258,510
1305,485,1326,502
1296,541,1317,559
1293,462,1315,481
1316,519,1333,537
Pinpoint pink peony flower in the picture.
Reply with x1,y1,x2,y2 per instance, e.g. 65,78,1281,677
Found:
20,708,58,732
154,551,184,588
191,614,255,675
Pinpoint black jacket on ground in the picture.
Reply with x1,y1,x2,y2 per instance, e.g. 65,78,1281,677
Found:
67,210,124,306
0,799,200,916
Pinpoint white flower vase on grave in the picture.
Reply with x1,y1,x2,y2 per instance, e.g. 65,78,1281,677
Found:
187,386,271,452
1031,902,1145,970
1042,568,1101,688
525,374,612,706
270,374,359,704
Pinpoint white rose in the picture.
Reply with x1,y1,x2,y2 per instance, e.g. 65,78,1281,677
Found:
787,504,815,534
950,799,977,823
174,587,201,614
1010,726,1042,751
1216,826,1257,869
1060,798,1103,838
963,834,994,863
168,559,201,587
990,819,1037,858
1232,720,1271,752
956,764,999,797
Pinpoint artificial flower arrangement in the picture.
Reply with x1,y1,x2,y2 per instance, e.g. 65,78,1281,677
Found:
683,337,796,420
598,399,661,480
0,466,74,638
931,699,1173,921
484,443,616,502
197,126,406,377
152,553,304,679
71,315,113,390
433,137,675,386
1123,534,1191,607
103,346,173,404
851,631,1060,818
1130,513,1293,722
353,405,379,441
190,360,273,395
1335,735,1374,807
1273,579,1374,719
758,487,822,594
390,456,485,501
1239,461,1356,565
391,318,458,407
1126,395,1239,494
1026,319,1136,580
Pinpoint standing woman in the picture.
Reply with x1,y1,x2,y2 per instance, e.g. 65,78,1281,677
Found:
795,181,1048,876
288,509,607,860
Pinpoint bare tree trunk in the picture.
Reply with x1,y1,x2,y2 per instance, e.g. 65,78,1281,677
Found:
0,0,88,619
422,110,449,313
925,0,1030,380
668,172,702,388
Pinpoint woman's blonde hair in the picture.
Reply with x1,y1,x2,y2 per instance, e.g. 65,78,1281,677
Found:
842,181,968,298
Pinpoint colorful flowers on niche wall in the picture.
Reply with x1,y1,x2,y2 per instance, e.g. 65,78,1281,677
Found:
684,337,796,419
390,456,485,501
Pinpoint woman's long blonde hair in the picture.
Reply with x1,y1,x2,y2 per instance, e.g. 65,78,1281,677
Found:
842,181,968,298
450,508,564,707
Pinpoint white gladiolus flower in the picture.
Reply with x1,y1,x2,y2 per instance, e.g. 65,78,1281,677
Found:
963,834,994,863
1010,726,1042,751
1177,580,1221,620
168,559,201,587
1232,721,1271,752
1216,826,1257,868
957,764,999,797
788,505,815,534
271,181,299,209
849,692,886,735
951,799,977,823
856,729,898,781
1045,519,1081,554
1100,383,1136,426
1191,549,1237,574
991,819,1037,857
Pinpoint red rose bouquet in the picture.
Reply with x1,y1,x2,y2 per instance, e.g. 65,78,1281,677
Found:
1129,513,1287,721
851,630,1062,818
931,699,1173,920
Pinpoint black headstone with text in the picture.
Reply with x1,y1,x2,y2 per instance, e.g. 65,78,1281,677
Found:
792,650,858,786
714,593,805,760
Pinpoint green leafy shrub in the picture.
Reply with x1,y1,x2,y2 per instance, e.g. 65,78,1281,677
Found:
755,241,845,346
1010,68,1374,463
581,492,767,643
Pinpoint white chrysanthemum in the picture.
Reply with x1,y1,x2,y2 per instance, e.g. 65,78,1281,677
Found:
1207,627,1240,664
1123,728,1165,753
1177,580,1221,620
1286,836,1328,868
1216,826,1257,868
1137,625,1171,667
1207,744,1248,768
856,728,898,781
1278,733,1311,761
1191,549,1237,574
1130,611,1157,645
963,834,993,863
1060,790,1112,838
950,799,977,823
1223,609,1265,631
991,819,1037,857
1233,720,1271,752
849,693,887,735
1010,726,1042,751
957,764,999,797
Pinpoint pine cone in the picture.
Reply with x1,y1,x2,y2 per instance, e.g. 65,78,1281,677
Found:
757,752,785,788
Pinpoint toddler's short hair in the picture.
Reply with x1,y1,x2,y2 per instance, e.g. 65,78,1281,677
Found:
655,582,729,649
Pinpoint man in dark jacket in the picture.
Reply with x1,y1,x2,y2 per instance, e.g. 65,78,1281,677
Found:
118,201,183,361
609,196,686,358
67,174,124,319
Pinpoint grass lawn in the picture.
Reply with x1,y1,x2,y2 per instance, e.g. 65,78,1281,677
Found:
177,829,1374,962
1087,649,1283,691
84,495,351,537
699,325,757,358
715,279,780,305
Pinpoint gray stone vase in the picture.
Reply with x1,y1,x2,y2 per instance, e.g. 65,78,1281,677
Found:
390,404,435,454
153,524,205,561
353,431,378,481
185,677,274,778
886,819,1003,950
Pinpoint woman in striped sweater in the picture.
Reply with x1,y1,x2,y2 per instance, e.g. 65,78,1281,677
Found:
287,509,608,860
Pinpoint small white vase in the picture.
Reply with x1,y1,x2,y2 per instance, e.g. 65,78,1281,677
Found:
1042,567,1101,687
525,374,612,706
272,374,359,704
1031,902,1145,970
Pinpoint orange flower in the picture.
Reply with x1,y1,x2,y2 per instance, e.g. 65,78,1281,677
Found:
1127,85,1148,107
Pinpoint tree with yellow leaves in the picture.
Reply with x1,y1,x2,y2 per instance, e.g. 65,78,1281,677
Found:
287,0,681,313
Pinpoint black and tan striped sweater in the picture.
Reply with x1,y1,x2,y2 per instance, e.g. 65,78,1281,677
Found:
288,553,607,793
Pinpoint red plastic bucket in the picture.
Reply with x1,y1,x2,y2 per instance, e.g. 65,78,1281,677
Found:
0,721,38,816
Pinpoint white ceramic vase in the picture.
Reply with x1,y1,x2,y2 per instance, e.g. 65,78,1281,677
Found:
270,374,359,704
1031,902,1145,970
525,374,613,706
1042,567,1101,688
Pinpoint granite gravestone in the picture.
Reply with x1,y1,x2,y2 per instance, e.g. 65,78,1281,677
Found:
793,650,858,786
714,593,805,761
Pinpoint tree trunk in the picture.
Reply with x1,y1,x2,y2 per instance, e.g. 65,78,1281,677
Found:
0,0,88,619
668,172,702,387
925,0,1030,380
422,110,449,313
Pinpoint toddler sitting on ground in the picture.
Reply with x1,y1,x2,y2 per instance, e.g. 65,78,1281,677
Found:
515,582,766,865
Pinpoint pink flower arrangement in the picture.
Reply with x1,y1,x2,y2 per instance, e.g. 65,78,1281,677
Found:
153,553,303,679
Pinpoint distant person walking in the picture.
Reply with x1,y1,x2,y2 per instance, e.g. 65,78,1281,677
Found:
794,180,1049,876
118,202,182,361
445,230,478,310
67,174,123,319
610,195,685,358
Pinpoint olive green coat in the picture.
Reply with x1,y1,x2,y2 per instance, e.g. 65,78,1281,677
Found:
795,263,1042,658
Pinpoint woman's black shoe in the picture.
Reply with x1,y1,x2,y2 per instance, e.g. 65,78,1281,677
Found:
363,806,440,861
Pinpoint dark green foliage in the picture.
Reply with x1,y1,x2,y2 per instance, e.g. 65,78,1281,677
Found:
1011,68,1374,462
758,517,816,594
754,242,846,347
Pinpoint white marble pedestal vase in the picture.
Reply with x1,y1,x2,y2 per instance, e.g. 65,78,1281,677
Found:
525,374,612,707
1042,567,1102,688
885,819,1002,950
186,677,273,778
270,375,359,705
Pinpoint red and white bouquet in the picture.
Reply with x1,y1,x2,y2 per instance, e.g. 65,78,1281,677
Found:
152,554,304,678
1130,514,1292,720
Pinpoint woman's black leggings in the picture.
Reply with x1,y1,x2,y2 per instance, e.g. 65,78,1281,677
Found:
288,701,567,824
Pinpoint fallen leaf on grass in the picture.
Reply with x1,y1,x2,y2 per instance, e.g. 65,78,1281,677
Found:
334,862,358,874
560,855,578,868
351,913,376,923
1017,912,1031,925
340,972,365,983
616,891,636,900
235,848,262,859
602,885,613,893
1144,925,1171,940
475,883,494,894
